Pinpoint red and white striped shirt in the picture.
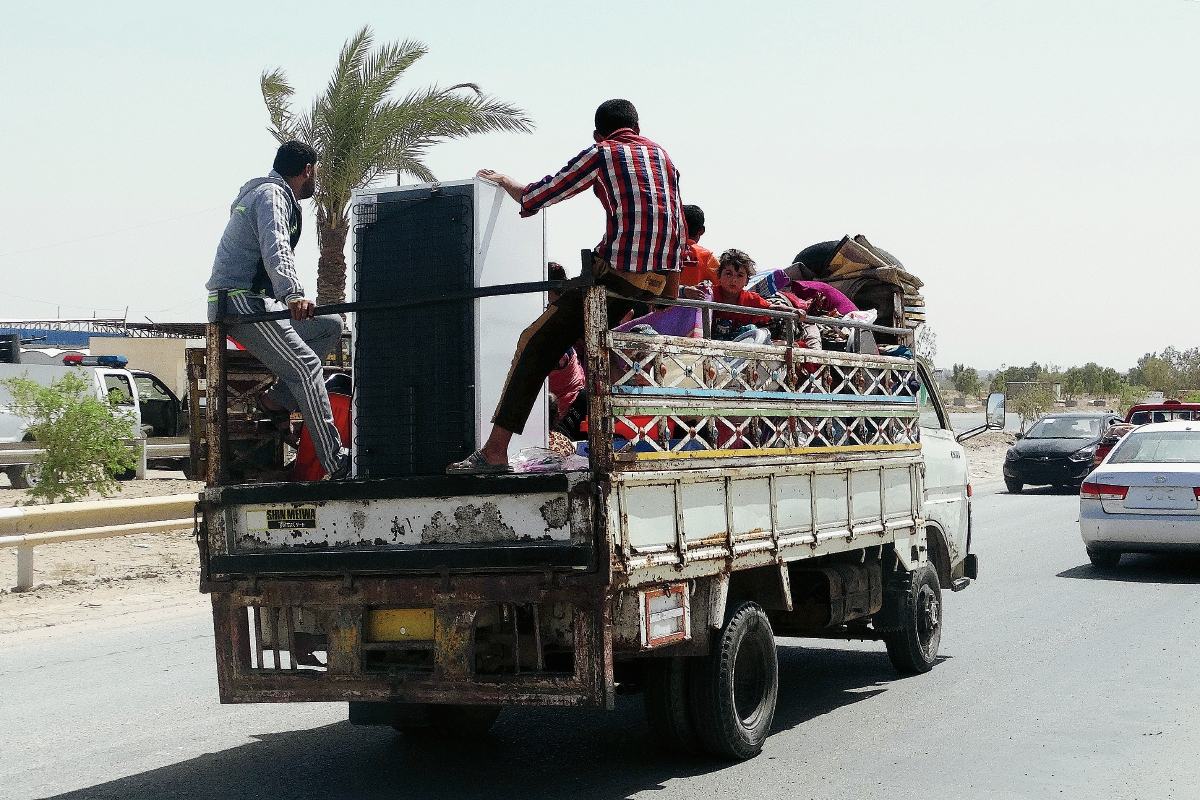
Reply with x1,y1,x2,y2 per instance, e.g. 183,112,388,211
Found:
519,128,687,274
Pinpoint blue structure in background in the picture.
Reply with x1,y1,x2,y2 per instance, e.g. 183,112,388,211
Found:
0,328,124,348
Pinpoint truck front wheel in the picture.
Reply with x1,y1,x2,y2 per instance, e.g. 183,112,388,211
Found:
883,564,943,675
689,601,778,760
644,656,700,754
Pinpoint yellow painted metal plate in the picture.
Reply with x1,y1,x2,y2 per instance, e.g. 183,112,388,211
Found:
367,608,435,642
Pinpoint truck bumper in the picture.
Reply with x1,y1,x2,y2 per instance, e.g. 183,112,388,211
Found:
209,575,614,709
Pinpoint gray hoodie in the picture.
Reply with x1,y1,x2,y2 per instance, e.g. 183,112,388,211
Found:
206,171,306,303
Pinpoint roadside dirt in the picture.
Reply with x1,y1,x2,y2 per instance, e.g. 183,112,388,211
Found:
0,476,205,635
963,430,1017,484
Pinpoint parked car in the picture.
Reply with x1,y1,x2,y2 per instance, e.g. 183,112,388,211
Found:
1079,420,1200,568
1125,399,1200,426
1003,412,1122,493
1091,401,1200,466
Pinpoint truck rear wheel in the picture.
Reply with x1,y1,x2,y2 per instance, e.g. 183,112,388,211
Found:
883,564,942,675
644,656,701,754
689,601,778,760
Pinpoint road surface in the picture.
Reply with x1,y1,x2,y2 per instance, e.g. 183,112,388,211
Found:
2,481,1199,800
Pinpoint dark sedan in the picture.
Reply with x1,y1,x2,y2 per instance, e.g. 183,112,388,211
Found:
1003,412,1121,493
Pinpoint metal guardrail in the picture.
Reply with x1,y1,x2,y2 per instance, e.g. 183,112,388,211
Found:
0,493,197,592
0,438,189,468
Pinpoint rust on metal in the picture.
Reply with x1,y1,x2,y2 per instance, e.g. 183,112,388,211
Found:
421,503,517,545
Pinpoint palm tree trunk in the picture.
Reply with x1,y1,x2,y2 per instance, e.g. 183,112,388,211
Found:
315,212,349,307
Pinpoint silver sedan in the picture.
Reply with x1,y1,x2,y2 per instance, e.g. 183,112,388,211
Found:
1079,419,1200,568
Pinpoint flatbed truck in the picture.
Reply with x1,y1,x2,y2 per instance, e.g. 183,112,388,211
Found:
191,268,1005,760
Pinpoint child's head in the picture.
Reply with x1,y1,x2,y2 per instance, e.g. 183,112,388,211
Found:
683,205,705,240
717,249,755,294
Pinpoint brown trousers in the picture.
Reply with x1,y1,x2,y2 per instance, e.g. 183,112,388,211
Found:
492,258,662,435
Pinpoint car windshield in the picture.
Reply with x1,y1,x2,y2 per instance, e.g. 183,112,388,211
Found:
1024,417,1101,439
1109,430,1200,464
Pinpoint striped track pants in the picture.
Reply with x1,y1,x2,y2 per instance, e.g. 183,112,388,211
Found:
211,293,344,474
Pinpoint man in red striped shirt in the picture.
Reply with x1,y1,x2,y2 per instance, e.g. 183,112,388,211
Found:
449,99,688,473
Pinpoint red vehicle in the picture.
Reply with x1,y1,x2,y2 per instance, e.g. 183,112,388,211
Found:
1092,399,1200,467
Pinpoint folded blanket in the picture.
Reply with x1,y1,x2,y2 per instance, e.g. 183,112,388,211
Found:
614,284,712,338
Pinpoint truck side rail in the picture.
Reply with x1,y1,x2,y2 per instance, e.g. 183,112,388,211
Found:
580,288,919,474
204,278,917,485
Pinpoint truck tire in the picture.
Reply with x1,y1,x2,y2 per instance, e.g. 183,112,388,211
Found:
644,656,701,754
1005,478,1022,494
395,704,502,738
5,466,37,490
883,564,942,675
689,601,778,760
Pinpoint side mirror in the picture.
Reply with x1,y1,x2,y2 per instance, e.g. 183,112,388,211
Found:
986,392,1006,430
1014,432,1024,440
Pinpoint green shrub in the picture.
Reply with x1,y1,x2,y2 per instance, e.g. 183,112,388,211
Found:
2,372,137,503
1010,384,1056,432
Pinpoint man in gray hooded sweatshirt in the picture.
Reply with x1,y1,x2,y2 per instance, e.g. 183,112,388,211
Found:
207,140,349,479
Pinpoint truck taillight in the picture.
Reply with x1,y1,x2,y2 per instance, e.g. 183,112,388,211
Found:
1080,481,1128,499
1194,488,1200,500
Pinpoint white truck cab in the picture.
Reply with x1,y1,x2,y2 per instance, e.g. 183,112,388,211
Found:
917,364,1005,589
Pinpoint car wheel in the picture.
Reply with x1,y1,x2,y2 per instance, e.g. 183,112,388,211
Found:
1004,478,1023,494
4,466,38,490
689,601,779,760
1086,548,1121,569
883,564,943,675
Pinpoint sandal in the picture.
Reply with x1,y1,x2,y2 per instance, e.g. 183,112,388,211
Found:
446,450,513,475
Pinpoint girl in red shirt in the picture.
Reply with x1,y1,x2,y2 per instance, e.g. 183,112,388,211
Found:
713,249,776,328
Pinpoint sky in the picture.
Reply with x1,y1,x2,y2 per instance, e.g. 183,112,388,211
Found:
1,0,1196,371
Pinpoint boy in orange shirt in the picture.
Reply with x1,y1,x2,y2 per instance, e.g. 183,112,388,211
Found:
681,205,720,287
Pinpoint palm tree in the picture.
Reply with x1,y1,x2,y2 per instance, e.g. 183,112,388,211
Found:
260,26,534,306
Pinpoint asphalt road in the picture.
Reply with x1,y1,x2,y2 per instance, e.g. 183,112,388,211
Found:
3,481,1200,800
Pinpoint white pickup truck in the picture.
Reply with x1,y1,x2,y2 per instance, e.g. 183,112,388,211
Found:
194,273,1004,759
0,363,143,488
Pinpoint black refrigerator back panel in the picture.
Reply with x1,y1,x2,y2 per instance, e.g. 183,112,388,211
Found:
352,184,474,477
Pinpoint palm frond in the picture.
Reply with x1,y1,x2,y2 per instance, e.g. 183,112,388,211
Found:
360,39,427,108
324,26,373,109
260,68,297,142
257,28,535,302
393,156,437,184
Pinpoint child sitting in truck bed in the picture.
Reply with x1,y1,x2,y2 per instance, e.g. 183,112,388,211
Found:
712,249,805,340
